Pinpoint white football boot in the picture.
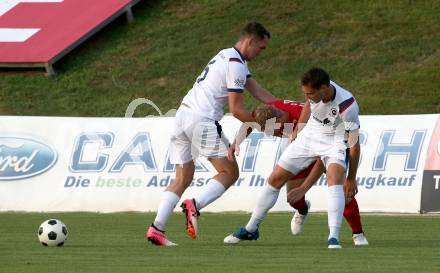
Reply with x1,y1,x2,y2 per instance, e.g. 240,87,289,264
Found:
352,232,369,246
291,200,311,235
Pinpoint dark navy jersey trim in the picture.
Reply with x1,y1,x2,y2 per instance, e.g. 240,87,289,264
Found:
233,47,246,62
228,88,244,93
339,97,355,113
229,58,243,64
214,121,223,138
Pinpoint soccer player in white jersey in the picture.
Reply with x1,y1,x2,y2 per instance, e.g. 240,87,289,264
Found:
224,68,361,249
146,22,277,246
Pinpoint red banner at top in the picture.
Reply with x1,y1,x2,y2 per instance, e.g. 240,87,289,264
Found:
0,0,134,63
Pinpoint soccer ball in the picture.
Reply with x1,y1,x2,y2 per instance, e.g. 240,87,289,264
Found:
37,219,68,246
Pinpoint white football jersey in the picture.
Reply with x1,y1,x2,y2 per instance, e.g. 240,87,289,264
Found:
181,47,251,121
305,81,360,136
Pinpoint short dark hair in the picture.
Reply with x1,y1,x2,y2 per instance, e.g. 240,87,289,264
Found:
240,22,270,40
301,68,330,89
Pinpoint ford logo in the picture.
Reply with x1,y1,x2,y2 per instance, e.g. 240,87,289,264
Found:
0,137,57,180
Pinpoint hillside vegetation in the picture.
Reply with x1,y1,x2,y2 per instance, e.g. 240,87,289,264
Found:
0,0,439,116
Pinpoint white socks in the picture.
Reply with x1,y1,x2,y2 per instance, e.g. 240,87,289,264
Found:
195,179,226,210
245,184,280,232
327,185,345,240
153,191,180,231
153,180,227,230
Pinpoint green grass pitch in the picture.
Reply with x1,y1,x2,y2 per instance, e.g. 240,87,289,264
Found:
0,212,439,273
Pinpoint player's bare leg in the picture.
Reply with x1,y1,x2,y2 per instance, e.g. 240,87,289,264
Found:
326,163,346,249
194,156,239,211
182,157,239,239
147,161,195,246
167,161,196,196
203,156,240,204
224,165,292,244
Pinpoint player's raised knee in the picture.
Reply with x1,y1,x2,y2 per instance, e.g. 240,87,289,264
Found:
225,162,240,182
267,173,285,189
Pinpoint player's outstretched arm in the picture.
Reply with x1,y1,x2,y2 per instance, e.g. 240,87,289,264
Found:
341,101,361,198
228,92,254,122
345,130,360,198
227,124,256,161
245,78,277,104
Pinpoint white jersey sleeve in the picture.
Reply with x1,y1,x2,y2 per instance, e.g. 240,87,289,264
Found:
339,97,360,131
181,47,250,121
226,58,250,92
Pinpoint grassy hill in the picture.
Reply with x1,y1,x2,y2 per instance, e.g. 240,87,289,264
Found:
0,0,439,116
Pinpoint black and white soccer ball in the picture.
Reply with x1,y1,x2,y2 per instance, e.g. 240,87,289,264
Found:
37,219,68,246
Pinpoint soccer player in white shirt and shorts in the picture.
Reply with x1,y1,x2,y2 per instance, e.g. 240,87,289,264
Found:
224,67,361,249
146,22,277,246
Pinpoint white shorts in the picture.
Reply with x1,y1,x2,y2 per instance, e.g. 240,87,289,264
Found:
278,128,347,175
169,107,229,165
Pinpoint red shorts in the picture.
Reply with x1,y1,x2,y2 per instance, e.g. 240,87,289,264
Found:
290,161,315,180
